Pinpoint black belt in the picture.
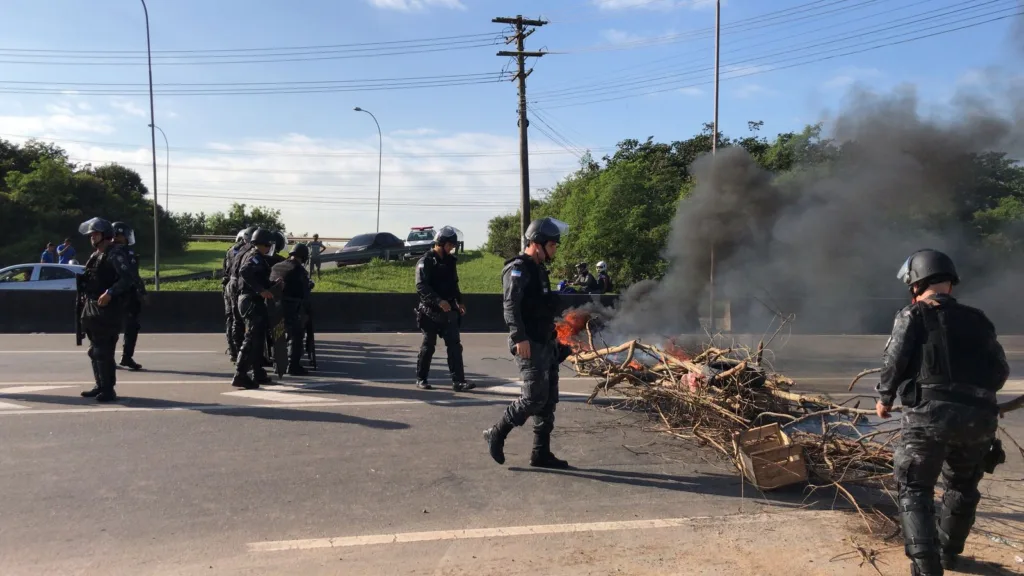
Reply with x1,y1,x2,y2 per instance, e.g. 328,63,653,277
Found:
921,388,998,412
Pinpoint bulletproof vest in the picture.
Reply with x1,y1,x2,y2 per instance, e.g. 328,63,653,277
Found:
915,298,1001,405
505,254,558,343
82,245,121,299
421,250,460,301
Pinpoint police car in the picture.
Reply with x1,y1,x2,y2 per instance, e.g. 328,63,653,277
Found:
404,226,436,258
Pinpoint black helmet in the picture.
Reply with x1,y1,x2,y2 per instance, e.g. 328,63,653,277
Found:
273,231,287,253
897,249,960,287
525,217,569,245
576,262,588,269
251,228,275,247
435,225,460,246
112,221,136,246
289,243,310,263
78,217,114,239
236,226,256,243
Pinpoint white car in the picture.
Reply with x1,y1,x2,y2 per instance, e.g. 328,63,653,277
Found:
0,263,85,291
404,226,436,258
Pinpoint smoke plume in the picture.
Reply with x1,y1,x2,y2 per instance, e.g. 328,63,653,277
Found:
606,80,1024,336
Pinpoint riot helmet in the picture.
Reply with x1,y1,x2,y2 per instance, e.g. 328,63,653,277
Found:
897,249,960,289
251,228,275,247
237,226,257,244
289,242,310,263
435,225,460,246
273,231,287,254
78,217,115,247
525,217,568,246
112,221,136,246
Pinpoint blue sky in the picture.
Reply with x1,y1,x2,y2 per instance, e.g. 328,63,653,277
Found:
1,0,1020,247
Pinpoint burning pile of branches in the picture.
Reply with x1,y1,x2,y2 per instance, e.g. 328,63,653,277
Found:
557,310,900,502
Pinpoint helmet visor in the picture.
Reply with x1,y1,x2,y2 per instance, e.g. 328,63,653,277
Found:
78,217,105,236
548,218,569,240
121,229,136,246
897,256,912,285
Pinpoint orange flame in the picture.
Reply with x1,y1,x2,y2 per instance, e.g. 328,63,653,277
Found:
556,310,591,351
664,338,691,361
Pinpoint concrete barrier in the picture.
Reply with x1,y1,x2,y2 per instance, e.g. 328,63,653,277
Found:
2,290,1020,335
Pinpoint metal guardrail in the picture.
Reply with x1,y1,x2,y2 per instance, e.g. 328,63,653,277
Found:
189,235,352,243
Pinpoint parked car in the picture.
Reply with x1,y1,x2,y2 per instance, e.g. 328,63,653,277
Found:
0,263,85,291
404,226,435,258
324,232,408,266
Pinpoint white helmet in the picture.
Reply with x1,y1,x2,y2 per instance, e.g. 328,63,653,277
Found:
596,261,607,272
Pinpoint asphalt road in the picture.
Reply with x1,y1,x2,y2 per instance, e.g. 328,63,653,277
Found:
1,333,1022,576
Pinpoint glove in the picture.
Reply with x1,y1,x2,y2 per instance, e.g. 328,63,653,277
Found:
557,343,573,363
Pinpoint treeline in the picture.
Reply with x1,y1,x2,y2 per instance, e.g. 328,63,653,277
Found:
0,138,289,268
485,121,1024,285
0,138,187,268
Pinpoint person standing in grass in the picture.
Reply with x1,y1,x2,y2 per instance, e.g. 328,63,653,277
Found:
308,234,325,279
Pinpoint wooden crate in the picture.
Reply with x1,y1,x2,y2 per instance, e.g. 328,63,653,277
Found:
731,423,808,490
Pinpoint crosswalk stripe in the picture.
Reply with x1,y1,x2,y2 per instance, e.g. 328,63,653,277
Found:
222,390,336,404
0,385,78,395
0,400,30,410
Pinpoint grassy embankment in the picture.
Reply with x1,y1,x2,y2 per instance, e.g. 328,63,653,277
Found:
140,242,505,293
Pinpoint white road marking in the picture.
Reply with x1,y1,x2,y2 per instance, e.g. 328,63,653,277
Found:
0,385,77,394
247,512,823,552
0,397,508,416
222,390,335,404
0,400,29,410
0,350,219,354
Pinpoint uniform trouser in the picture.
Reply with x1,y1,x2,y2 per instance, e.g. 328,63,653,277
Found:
501,340,559,453
87,328,120,392
894,402,996,575
227,286,245,356
223,285,236,356
283,299,305,368
236,294,269,375
122,294,141,360
416,315,465,383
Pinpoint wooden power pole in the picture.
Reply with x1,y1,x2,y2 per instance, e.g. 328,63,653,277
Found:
493,15,547,251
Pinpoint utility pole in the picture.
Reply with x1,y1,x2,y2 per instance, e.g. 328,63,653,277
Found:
493,15,547,251
709,0,721,334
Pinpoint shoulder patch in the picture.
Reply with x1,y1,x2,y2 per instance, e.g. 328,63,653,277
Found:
251,256,261,265
510,269,522,278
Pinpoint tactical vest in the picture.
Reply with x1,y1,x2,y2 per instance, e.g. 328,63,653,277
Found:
223,241,245,286
504,254,558,343
82,246,121,300
915,300,1001,408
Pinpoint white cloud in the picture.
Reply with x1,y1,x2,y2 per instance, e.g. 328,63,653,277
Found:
593,0,715,11
390,128,438,137
602,28,646,44
821,67,882,91
110,98,148,118
678,87,703,96
733,84,777,99
0,110,115,135
366,0,465,10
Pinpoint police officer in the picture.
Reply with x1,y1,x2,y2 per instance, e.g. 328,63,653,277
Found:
232,228,279,389
484,217,574,468
574,262,599,294
112,222,146,371
595,261,614,294
414,225,474,392
876,249,1010,575
77,217,137,402
224,226,255,362
270,243,313,376
263,231,289,366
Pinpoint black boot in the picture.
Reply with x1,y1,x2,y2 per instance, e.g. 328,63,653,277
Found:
119,357,143,371
530,434,570,469
82,359,102,397
484,418,514,465
96,357,118,403
231,372,258,389
253,370,273,385
288,364,309,376
453,381,476,392
416,380,432,390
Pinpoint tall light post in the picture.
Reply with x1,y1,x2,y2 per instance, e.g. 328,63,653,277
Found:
354,107,382,233
141,0,160,290
150,123,170,212
709,0,720,333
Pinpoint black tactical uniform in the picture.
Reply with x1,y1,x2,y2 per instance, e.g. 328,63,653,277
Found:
233,228,277,389
574,263,599,294
414,226,473,392
877,249,1009,576
263,231,288,366
112,222,146,371
77,218,136,402
485,218,573,468
224,227,254,362
270,243,313,375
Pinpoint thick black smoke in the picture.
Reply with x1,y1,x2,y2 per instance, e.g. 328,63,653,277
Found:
606,81,1024,337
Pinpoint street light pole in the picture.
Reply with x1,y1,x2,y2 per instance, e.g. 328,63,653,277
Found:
709,0,720,333
354,107,382,233
151,123,169,212
141,0,160,291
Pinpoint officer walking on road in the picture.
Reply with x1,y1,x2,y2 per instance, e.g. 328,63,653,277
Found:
224,226,255,363
414,225,475,392
484,217,573,469
270,243,313,376
112,222,146,371
232,228,279,389
77,217,137,402
876,249,1010,576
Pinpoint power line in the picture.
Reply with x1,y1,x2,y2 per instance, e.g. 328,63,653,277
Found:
0,71,503,87
534,4,1020,108
533,0,993,100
